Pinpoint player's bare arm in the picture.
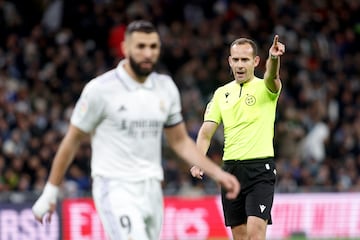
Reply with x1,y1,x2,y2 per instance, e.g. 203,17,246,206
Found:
164,122,240,199
32,124,88,223
48,125,88,185
264,35,285,93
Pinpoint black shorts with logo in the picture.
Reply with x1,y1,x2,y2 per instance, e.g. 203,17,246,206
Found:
221,157,276,227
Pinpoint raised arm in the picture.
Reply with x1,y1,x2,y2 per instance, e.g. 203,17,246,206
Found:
264,35,285,93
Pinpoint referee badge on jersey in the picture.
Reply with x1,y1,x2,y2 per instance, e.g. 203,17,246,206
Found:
245,94,256,106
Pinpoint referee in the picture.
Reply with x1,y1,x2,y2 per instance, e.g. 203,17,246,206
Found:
191,35,285,240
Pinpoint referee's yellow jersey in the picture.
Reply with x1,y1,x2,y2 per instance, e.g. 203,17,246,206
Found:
204,77,281,161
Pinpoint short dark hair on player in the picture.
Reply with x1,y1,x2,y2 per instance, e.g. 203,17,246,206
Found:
125,20,157,36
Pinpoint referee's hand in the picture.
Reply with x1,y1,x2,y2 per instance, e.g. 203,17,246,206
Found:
190,166,240,199
190,165,204,179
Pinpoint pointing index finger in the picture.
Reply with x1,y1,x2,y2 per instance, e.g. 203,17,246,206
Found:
273,35,279,47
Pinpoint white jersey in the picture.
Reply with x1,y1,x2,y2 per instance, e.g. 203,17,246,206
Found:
71,60,183,181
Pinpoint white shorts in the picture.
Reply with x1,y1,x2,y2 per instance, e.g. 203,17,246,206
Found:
92,176,163,240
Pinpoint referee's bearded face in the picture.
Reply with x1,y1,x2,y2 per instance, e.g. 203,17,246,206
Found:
123,32,161,77
228,43,260,84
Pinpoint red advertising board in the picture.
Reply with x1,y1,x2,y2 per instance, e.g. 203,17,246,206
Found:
62,199,107,240
62,194,360,240
62,196,230,240
161,196,230,239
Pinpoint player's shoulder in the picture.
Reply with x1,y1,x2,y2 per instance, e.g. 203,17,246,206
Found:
151,72,177,89
151,72,173,83
84,69,117,91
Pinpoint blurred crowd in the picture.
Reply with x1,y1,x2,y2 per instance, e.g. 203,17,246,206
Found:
0,0,359,201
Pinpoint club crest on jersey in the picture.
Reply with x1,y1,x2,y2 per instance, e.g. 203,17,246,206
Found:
245,94,256,106
78,100,88,116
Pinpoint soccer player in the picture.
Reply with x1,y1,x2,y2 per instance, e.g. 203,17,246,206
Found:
190,36,285,240
32,20,240,240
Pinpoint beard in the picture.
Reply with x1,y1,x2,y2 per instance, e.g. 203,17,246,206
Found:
129,56,155,78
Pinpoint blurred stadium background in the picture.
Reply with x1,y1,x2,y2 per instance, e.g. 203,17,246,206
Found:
0,0,359,239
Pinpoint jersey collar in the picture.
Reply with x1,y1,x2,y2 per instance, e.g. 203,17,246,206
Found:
116,60,154,91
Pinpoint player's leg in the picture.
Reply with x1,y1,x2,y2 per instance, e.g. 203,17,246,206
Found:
92,177,150,240
230,224,247,240
145,179,163,240
245,185,272,240
97,202,147,240
245,159,276,240
221,161,248,240
246,216,268,240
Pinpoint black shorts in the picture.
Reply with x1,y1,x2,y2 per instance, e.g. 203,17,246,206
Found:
221,157,276,227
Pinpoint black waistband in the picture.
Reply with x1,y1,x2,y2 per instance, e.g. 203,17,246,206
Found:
223,157,273,165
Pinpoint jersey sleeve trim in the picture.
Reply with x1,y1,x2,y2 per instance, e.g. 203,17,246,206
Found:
164,120,183,128
203,120,219,124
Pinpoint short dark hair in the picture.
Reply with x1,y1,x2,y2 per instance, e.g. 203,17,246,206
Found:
125,20,157,36
230,38,258,57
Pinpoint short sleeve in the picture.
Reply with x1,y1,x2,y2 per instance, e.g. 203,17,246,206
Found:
266,81,282,101
204,91,222,124
71,81,105,133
